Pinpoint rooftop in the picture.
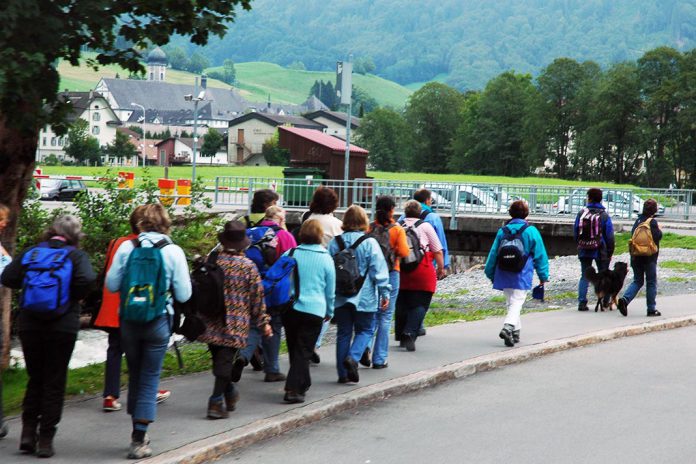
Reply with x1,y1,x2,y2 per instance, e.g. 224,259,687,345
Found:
279,126,368,154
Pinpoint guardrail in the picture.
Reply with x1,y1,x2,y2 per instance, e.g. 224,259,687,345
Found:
213,176,696,224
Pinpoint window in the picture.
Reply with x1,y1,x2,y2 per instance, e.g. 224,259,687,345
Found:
160,72,164,80
150,72,154,80
42,137,47,146
58,138,64,146
51,137,57,146
92,126,100,135
92,112,101,121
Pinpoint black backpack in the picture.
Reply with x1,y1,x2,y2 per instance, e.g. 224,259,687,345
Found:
333,234,370,296
399,219,426,273
496,224,530,273
368,223,396,271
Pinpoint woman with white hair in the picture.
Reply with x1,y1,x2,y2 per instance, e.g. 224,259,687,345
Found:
1,214,96,458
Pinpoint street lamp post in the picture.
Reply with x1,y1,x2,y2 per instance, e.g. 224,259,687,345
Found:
131,102,145,168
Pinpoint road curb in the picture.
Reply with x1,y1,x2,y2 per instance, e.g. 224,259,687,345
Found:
142,315,696,464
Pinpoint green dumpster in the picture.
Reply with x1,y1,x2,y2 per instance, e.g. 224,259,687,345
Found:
282,167,326,207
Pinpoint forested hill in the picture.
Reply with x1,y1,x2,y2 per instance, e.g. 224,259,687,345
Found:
169,0,695,91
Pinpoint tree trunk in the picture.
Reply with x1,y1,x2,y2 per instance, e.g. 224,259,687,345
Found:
0,116,38,369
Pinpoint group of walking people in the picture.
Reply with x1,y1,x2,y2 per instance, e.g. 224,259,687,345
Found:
0,184,663,459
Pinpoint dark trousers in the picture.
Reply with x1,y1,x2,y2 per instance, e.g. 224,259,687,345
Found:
19,330,77,434
395,290,433,340
282,309,323,394
209,345,240,397
103,329,123,398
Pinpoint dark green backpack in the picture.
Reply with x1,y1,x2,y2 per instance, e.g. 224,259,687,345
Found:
120,238,170,323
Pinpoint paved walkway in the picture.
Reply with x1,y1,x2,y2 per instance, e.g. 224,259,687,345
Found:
1,294,694,463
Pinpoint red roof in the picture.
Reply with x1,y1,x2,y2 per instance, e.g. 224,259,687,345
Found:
279,126,368,154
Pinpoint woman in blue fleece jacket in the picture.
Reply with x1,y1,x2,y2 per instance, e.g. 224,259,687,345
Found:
485,201,549,347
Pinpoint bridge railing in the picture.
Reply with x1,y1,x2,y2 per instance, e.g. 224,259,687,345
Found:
214,176,696,224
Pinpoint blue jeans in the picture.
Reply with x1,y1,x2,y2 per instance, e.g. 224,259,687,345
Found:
241,313,283,374
622,256,658,312
371,271,400,365
121,316,170,423
103,330,123,398
334,304,376,379
578,257,609,304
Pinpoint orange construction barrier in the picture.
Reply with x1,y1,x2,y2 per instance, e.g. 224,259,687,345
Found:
176,179,191,206
158,178,176,206
125,172,135,189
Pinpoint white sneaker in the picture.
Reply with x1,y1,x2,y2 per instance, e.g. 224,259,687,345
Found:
127,435,152,459
156,390,171,404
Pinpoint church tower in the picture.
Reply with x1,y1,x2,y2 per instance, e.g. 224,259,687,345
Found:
147,47,167,82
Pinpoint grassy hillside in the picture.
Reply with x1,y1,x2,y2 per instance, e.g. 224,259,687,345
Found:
57,55,412,107
207,62,411,108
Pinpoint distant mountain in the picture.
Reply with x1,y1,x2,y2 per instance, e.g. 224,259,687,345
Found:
169,0,696,90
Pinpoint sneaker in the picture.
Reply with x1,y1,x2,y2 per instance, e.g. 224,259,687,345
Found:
372,363,388,369
283,391,305,404
647,310,662,317
156,390,171,404
310,351,321,364
512,330,520,344
418,328,427,337
264,372,286,382
343,356,360,383
103,396,122,412
499,324,515,347
250,348,264,371
617,298,628,317
207,397,229,420
127,436,152,459
578,302,589,312
359,348,372,367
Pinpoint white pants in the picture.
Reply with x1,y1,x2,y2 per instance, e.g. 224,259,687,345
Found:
503,289,528,330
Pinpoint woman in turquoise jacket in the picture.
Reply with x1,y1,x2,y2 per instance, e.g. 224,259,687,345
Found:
328,205,390,384
485,201,549,347
282,219,335,403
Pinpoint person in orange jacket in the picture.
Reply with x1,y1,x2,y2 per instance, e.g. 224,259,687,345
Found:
93,206,171,412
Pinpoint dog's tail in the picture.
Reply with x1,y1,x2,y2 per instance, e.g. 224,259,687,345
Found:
584,266,599,284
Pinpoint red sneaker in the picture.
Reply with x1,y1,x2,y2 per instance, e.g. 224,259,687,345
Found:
103,396,122,412
156,390,171,404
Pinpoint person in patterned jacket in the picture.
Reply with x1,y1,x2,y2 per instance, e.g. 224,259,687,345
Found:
197,220,272,420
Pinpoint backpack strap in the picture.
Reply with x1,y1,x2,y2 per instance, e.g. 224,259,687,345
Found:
289,248,300,301
349,234,370,250
336,235,346,251
206,250,219,266
413,219,425,228
154,238,171,249
420,210,430,220
515,224,530,237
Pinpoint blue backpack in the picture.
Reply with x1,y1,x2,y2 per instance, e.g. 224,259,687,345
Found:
20,243,75,317
262,248,298,313
245,225,280,276
120,238,170,323
496,224,530,273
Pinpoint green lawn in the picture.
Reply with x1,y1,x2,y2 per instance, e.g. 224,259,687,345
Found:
614,232,696,255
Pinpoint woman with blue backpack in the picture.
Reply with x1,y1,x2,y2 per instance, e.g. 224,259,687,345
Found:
484,200,549,347
281,219,335,403
105,203,191,459
328,205,390,384
1,215,96,458
0,203,10,440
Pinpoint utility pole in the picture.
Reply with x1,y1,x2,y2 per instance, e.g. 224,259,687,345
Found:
337,56,353,206
192,77,199,182
130,102,145,168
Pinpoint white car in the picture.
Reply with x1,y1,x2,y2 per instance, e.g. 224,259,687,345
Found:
427,185,520,214
554,189,664,218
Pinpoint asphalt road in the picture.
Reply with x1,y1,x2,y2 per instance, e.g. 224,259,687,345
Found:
223,326,696,464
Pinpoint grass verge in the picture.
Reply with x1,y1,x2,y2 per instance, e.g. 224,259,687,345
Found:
660,260,696,272
614,232,696,255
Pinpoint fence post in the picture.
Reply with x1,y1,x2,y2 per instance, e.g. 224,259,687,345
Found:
628,191,634,221
370,179,377,218
686,191,692,221
449,184,458,230
247,177,254,214
214,176,220,205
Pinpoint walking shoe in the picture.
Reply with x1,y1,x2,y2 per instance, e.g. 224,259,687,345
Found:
0,421,8,439
499,324,515,347
103,396,122,412
647,310,662,317
156,390,171,404
283,391,305,404
250,348,264,371
578,302,589,312
513,330,521,344
343,356,360,383
264,372,286,382
372,363,389,369
127,435,152,459
224,389,240,412
359,348,372,367
337,377,349,384
19,424,37,454
310,351,321,364
207,397,229,420
36,431,55,458
617,298,628,317
418,328,427,336
403,334,416,352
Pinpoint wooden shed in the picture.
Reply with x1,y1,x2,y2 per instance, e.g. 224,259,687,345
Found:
278,126,369,180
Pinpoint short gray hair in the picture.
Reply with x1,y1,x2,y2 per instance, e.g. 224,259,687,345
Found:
404,200,422,218
45,214,84,245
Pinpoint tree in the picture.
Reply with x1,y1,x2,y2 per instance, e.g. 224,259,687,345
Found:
128,125,143,137
188,51,211,74
164,45,190,71
356,108,413,171
354,56,376,75
64,119,102,165
222,59,237,84
262,131,290,166
0,0,252,367
352,86,378,114
287,61,306,71
404,83,464,172
105,130,138,163
200,128,224,164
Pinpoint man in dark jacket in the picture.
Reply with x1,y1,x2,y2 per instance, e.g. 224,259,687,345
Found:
574,188,615,311
618,199,662,317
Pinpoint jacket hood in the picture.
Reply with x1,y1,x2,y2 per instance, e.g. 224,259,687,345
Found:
585,202,605,209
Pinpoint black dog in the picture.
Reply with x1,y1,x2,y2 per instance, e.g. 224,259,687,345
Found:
585,262,629,312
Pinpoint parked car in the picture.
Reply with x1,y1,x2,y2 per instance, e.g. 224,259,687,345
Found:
427,185,521,214
39,179,88,201
554,189,664,218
